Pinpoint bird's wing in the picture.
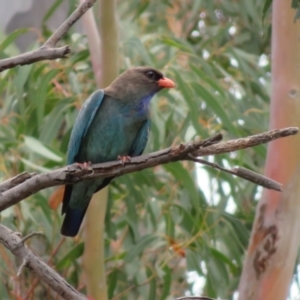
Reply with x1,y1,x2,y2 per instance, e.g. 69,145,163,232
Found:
67,89,105,164
129,119,151,157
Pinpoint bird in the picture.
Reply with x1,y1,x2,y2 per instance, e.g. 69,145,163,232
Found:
61,66,175,237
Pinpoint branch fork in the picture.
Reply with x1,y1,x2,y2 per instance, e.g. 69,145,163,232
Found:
0,0,97,72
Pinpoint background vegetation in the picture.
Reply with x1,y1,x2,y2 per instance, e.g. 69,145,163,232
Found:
0,0,280,299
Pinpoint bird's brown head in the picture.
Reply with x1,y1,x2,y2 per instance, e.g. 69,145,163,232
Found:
104,66,175,103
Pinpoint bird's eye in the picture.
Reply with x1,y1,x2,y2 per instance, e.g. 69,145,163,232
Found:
146,71,155,80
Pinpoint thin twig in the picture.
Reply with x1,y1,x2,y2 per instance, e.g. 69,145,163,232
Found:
44,0,96,47
0,127,297,212
17,255,29,276
12,231,44,251
0,0,97,72
20,231,44,244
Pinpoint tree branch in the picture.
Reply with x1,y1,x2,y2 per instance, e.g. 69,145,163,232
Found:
43,0,96,48
0,172,36,192
0,0,96,72
0,127,297,212
188,157,282,191
0,224,86,300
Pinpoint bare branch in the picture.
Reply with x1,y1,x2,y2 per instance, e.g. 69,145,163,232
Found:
0,0,96,72
194,127,298,156
189,156,282,191
0,127,297,212
44,0,96,48
0,172,36,192
20,231,44,244
232,166,282,191
17,255,29,277
0,224,86,300
0,46,71,72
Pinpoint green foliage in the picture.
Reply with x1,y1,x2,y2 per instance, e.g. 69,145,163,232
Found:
0,0,272,299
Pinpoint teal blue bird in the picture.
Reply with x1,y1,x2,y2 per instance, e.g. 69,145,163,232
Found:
61,67,175,236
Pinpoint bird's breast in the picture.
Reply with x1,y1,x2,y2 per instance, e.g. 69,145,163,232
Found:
77,97,148,163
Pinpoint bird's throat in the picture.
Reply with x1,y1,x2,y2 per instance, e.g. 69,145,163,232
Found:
136,93,154,116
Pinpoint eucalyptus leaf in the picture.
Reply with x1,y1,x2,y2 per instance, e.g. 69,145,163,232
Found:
23,136,63,162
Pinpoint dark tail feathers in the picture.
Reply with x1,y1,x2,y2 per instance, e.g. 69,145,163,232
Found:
61,178,113,237
61,206,88,237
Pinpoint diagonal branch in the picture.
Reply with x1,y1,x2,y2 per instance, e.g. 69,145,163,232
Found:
0,0,96,72
0,47,71,72
43,0,96,48
0,127,297,212
188,156,282,191
0,172,36,192
0,224,86,300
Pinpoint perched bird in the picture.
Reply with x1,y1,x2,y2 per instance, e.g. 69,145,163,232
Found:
61,67,175,237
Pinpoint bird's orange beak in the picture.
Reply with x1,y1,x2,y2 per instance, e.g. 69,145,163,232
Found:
158,77,176,88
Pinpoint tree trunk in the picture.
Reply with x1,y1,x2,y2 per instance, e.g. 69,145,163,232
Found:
238,0,300,299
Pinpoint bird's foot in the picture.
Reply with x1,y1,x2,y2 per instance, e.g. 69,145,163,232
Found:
117,155,131,165
75,161,92,170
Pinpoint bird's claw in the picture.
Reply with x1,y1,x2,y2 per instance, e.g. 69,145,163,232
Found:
75,161,92,170
118,155,131,165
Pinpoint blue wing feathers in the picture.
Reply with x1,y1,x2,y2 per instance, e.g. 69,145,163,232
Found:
67,90,105,164
62,90,105,236
129,119,151,157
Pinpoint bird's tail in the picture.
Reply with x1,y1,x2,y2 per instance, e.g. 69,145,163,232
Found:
61,205,89,237
60,178,113,237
